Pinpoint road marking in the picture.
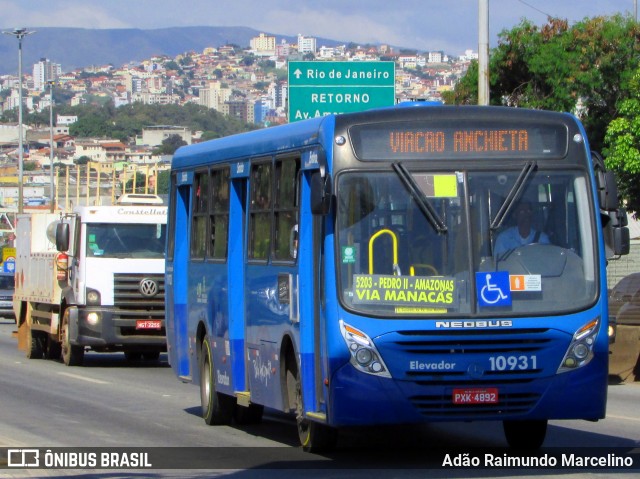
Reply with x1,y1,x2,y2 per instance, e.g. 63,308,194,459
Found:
57,372,109,384
607,414,640,423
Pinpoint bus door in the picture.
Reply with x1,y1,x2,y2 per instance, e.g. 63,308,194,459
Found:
167,171,192,379
228,162,249,397
298,150,330,420
244,156,301,409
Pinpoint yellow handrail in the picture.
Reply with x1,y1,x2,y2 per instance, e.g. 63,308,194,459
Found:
368,228,399,275
409,264,439,276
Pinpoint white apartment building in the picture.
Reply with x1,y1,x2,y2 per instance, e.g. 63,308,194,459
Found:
57,115,78,126
131,92,180,105
141,126,192,147
297,34,316,54
428,51,444,63
32,58,62,92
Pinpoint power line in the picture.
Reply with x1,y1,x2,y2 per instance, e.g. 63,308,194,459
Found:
517,0,555,19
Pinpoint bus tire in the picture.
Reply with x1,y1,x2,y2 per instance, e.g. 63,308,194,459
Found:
503,420,547,449
200,335,234,425
287,357,337,452
61,310,84,366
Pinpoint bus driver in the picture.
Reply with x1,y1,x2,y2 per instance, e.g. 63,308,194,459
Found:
494,201,549,260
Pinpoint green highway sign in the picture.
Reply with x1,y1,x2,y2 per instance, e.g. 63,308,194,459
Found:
288,61,395,122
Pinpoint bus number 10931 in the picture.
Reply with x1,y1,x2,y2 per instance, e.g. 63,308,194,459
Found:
489,355,538,371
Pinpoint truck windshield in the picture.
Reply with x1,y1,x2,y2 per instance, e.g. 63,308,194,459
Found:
86,223,166,258
336,167,597,317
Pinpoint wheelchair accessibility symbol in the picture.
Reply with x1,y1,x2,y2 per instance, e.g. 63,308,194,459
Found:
476,271,511,307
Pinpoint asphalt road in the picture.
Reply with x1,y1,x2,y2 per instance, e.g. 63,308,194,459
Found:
0,317,638,478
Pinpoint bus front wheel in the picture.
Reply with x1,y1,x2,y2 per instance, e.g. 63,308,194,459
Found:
200,335,234,425
503,420,547,449
287,358,337,452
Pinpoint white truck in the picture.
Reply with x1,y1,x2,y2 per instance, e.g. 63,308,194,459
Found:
13,196,167,366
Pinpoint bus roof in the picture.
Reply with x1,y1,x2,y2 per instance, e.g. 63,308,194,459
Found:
172,104,581,170
172,115,332,170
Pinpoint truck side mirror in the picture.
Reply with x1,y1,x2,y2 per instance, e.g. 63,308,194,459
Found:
56,222,70,252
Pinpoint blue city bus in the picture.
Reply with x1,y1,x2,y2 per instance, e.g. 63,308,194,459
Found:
165,104,629,451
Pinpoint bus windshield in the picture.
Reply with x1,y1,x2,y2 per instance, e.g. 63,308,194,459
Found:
86,223,166,259
336,166,597,317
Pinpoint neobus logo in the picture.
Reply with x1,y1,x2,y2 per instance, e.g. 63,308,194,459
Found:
435,320,513,328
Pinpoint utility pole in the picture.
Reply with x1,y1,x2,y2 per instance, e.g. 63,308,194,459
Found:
3,28,35,214
48,80,56,212
478,0,490,105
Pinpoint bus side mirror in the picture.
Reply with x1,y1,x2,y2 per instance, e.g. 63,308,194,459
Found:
56,222,70,252
604,208,630,257
592,152,619,211
613,225,630,256
310,171,332,216
598,170,619,211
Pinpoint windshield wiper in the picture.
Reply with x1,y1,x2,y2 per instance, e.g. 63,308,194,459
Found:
490,160,538,230
392,162,447,234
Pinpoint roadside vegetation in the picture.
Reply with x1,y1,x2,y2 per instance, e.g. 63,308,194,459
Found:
444,14,640,214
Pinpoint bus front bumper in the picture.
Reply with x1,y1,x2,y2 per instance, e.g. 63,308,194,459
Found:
327,361,607,427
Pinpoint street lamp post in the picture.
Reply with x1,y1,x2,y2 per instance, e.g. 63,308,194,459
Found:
48,80,56,212
3,28,35,214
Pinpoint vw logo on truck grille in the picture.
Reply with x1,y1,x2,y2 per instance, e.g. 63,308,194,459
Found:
139,278,159,297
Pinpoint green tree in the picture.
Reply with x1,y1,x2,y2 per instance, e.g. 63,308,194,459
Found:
442,60,478,105
157,170,170,195
154,134,187,155
449,14,640,208
449,15,640,145
603,68,640,214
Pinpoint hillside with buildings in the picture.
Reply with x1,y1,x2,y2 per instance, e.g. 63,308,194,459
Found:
0,30,475,210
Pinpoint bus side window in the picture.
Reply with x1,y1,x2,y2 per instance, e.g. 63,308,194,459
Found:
208,166,230,260
249,161,272,261
191,169,209,259
273,157,300,262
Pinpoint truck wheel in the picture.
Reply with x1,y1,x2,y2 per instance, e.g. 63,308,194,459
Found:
61,310,84,366
26,325,44,359
503,420,547,449
125,351,143,361
45,337,62,360
143,351,160,361
200,335,234,425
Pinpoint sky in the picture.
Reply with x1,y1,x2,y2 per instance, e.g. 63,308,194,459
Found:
0,0,635,55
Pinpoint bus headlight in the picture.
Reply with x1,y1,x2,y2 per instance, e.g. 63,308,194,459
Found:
557,317,600,373
339,320,391,378
608,317,616,344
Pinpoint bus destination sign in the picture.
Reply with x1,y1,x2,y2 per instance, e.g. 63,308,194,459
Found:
349,120,568,160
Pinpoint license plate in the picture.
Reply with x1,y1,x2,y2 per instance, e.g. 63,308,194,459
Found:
136,320,162,330
452,387,499,404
